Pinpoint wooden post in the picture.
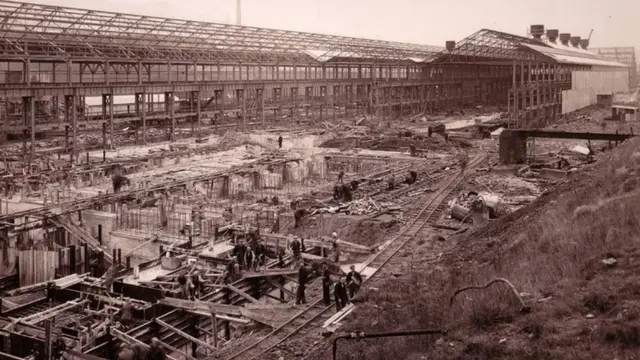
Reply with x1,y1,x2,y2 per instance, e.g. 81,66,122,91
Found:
223,288,231,340
97,224,102,245
69,245,76,274
83,244,89,273
211,313,218,348
117,249,122,265
44,319,52,360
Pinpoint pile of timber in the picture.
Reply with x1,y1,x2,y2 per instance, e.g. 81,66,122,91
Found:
310,198,401,216
4,273,88,296
262,233,377,255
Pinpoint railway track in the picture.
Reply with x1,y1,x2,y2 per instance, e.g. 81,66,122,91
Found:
219,151,488,360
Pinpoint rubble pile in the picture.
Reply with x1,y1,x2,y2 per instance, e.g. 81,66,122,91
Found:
310,198,401,217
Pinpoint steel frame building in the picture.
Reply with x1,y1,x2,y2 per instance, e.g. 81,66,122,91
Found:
0,1,630,166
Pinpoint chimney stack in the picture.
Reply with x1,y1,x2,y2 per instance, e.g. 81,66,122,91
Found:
530,24,545,40
579,39,590,49
445,41,456,51
546,29,559,43
570,36,581,47
559,33,571,46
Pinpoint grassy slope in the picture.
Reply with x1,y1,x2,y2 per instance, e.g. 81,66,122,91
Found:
333,137,640,360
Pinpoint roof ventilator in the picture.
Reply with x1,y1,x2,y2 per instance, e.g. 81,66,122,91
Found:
530,24,544,40
546,29,559,43
570,36,581,48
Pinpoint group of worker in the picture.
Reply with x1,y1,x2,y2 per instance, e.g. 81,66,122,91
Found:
116,338,166,360
292,232,363,312
176,270,205,300
226,233,271,282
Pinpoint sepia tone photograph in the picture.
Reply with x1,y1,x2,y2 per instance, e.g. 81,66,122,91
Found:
0,0,638,359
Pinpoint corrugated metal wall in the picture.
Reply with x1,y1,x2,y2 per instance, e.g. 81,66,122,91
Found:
561,69,629,114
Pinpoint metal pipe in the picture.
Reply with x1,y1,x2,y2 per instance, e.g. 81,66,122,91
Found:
332,329,444,360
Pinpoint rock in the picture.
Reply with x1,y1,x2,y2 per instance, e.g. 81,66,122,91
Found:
586,314,595,319
601,258,618,267
431,234,446,242
499,338,507,344
435,338,445,346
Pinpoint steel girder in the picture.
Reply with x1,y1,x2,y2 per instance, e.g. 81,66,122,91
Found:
432,29,548,63
0,1,443,65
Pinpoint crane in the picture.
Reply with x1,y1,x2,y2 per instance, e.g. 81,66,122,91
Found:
588,29,594,41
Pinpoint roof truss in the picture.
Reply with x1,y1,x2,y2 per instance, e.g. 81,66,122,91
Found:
0,1,443,64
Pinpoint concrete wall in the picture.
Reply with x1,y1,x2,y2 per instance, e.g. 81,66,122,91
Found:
562,69,630,114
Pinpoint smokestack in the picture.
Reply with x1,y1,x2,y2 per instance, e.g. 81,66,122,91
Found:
546,29,559,43
445,41,455,51
559,33,571,46
579,39,590,49
236,0,241,25
530,24,545,40
570,36,581,47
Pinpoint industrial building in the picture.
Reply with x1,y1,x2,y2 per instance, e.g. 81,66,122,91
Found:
0,0,629,167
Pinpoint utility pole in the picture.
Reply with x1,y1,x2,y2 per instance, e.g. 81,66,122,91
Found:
236,0,241,25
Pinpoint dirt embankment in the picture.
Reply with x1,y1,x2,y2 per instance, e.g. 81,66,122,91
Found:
289,213,398,247
328,137,640,360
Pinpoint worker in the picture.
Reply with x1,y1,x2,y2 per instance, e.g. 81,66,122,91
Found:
177,274,192,299
245,247,256,272
51,336,67,360
341,183,353,202
294,208,307,228
225,258,238,283
232,239,247,269
428,126,433,138
331,232,341,263
337,170,345,183
405,170,418,185
117,343,134,360
296,261,309,305
333,184,343,201
334,279,348,311
346,265,363,299
290,236,301,263
190,270,204,299
409,170,417,183
387,176,395,190
410,144,417,157
119,301,134,328
112,174,131,193
278,135,283,149
253,240,266,271
130,343,148,360
277,248,285,268
321,263,332,306
148,338,166,360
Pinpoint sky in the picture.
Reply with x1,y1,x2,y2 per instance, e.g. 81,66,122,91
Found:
30,0,640,62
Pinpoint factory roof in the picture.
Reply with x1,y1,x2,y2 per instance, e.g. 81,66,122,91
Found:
0,0,442,64
521,43,628,68
433,28,629,68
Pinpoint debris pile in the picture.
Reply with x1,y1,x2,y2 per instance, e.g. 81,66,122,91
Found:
310,198,401,217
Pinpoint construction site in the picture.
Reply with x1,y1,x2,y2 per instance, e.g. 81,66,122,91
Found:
0,1,639,360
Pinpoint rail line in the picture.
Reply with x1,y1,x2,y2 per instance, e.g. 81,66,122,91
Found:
220,151,488,360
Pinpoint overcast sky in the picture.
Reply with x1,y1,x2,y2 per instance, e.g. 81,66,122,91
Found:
30,0,640,61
